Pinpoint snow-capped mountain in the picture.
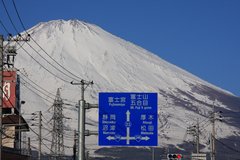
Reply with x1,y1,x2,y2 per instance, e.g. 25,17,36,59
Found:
9,19,240,159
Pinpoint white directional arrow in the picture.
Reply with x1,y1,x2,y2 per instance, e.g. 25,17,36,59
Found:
107,136,116,140
106,135,150,142
141,136,150,141
126,110,131,144
126,110,130,122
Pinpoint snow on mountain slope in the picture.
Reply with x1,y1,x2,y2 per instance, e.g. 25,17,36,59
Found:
11,19,240,156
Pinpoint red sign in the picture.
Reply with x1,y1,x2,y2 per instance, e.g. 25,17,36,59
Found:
3,71,16,108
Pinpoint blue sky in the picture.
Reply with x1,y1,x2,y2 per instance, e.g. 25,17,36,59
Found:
1,0,240,97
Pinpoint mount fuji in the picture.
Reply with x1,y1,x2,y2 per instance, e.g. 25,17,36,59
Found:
9,19,240,159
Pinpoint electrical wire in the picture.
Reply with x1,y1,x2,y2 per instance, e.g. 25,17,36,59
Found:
2,1,77,83
3,3,88,155
19,70,76,105
20,76,55,101
214,136,240,154
0,20,9,33
2,0,19,34
1,20,72,83
41,114,53,126
28,126,54,153
22,40,81,82
2,1,83,115
20,81,54,104
199,121,212,131
12,0,87,82
17,42,71,83
18,70,56,97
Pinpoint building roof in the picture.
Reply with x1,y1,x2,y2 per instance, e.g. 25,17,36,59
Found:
2,114,29,131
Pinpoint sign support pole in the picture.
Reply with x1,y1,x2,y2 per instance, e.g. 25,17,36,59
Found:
78,99,85,160
71,80,93,160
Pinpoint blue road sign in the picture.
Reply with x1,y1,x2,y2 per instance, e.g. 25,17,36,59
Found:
99,92,158,146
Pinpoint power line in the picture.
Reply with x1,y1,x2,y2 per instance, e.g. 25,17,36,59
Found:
16,41,71,82
20,76,55,100
2,1,80,83
1,19,72,83
214,136,240,154
23,40,81,82
2,0,19,34
28,126,55,155
19,70,56,97
20,81,54,104
0,20,10,33
12,0,86,81
19,70,76,105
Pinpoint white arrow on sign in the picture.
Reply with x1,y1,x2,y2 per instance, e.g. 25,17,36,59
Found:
141,136,150,141
126,110,130,121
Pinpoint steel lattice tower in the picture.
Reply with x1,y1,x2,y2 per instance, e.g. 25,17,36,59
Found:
50,88,65,160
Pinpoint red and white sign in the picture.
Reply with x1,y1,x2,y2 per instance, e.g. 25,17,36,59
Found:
3,71,17,108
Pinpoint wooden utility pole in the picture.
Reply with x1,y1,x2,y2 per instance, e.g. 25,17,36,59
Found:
197,119,199,154
28,137,31,160
210,133,213,160
73,130,76,160
212,102,215,160
38,111,41,160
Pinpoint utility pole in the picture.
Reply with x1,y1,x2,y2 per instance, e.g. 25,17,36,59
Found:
38,111,41,160
197,119,199,154
210,133,213,160
76,80,92,160
28,137,31,160
78,97,85,160
0,33,30,160
0,34,3,160
152,147,155,160
211,102,215,160
73,130,76,160
187,122,199,154
71,79,98,160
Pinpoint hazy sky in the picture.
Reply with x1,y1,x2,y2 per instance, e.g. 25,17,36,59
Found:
1,0,240,97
